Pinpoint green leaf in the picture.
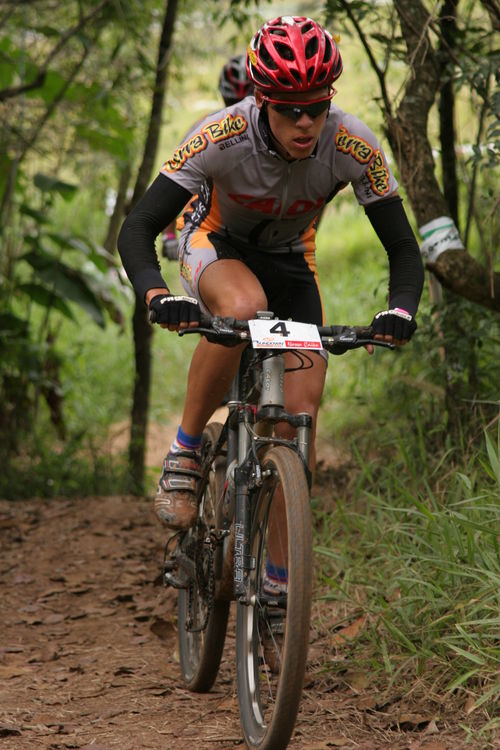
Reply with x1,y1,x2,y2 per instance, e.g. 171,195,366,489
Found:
20,247,57,272
484,430,500,486
74,123,132,159
34,173,78,201
17,282,75,321
19,204,50,224
446,668,479,692
19,251,106,327
36,265,106,328
0,312,29,338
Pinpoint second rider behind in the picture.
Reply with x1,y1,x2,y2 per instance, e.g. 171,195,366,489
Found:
118,17,424,575
161,54,253,259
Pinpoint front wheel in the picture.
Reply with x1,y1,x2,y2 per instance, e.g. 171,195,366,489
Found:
178,422,230,692
236,445,312,750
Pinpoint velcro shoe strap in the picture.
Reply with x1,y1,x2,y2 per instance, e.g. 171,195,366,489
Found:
163,454,201,478
160,474,198,494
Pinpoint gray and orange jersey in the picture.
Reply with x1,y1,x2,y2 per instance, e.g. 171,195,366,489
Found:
159,96,398,254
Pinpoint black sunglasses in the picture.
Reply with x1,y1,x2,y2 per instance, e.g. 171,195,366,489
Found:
269,99,331,121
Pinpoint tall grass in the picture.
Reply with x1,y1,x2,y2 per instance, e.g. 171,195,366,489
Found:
314,421,500,730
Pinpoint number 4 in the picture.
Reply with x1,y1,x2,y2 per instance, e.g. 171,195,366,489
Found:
269,321,290,337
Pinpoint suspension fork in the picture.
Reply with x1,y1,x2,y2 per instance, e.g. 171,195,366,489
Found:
233,406,254,602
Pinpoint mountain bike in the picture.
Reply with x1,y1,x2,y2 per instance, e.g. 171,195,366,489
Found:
156,311,392,750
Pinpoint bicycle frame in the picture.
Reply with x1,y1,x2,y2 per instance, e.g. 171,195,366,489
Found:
202,333,313,603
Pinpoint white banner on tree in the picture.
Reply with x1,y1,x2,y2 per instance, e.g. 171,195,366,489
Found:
419,216,464,263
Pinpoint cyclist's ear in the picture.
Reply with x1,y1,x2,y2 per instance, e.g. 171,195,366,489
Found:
254,88,265,110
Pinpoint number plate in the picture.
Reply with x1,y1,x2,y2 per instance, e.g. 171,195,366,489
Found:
248,319,323,350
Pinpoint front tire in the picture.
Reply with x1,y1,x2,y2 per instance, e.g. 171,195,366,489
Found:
236,445,312,749
178,422,230,692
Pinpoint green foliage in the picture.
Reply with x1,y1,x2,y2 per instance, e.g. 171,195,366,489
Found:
0,173,128,460
314,423,500,717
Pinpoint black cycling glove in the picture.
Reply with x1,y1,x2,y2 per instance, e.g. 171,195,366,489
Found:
371,307,417,342
148,293,200,326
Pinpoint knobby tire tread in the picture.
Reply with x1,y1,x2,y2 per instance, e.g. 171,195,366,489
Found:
236,445,312,750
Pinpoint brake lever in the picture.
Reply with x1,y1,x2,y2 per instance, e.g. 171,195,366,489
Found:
323,336,395,353
178,326,212,337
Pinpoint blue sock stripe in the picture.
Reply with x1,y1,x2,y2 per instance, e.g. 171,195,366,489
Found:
266,561,288,582
176,426,202,450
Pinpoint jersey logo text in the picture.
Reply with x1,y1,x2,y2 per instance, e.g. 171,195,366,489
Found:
203,113,247,143
335,125,373,164
162,114,248,173
366,149,390,196
163,133,207,173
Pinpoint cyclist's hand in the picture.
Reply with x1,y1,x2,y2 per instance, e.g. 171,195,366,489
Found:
370,307,417,345
148,293,200,330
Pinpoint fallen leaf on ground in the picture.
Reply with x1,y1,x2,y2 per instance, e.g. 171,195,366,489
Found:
392,712,436,730
330,615,367,645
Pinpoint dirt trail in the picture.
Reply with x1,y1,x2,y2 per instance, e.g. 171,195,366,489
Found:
0,491,489,750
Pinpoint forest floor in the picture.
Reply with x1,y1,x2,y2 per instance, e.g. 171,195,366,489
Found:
0,432,495,750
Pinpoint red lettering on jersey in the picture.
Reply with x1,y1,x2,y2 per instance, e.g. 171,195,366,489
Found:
248,198,277,213
286,197,324,216
228,193,278,214
228,193,253,206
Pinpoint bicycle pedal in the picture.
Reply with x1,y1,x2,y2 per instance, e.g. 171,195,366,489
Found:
163,559,176,573
269,619,285,635
164,571,188,590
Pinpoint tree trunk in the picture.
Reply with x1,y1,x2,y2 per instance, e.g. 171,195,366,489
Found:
103,163,131,257
128,0,179,494
438,0,459,229
386,0,500,312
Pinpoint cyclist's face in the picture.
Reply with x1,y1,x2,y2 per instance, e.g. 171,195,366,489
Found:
255,87,330,161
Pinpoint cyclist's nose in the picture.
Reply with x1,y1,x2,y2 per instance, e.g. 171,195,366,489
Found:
295,112,315,128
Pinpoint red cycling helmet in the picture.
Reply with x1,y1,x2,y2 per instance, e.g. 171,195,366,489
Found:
219,54,253,104
246,16,342,93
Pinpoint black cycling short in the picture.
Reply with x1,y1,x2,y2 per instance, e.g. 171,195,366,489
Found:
178,226,325,326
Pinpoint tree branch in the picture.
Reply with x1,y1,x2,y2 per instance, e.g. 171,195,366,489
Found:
479,0,500,30
0,0,109,102
337,0,392,118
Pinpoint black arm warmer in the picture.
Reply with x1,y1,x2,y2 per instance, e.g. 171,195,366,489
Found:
365,196,424,316
117,173,192,301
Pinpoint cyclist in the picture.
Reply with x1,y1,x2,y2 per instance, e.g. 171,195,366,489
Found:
118,16,424,569
161,54,253,259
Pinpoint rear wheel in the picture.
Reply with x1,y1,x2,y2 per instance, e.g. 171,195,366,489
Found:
236,445,312,750
178,422,230,692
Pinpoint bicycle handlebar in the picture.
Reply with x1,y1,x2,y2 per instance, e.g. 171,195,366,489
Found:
149,312,395,353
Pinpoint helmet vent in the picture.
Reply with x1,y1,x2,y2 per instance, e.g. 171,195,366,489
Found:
305,37,319,59
260,44,279,70
323,37,333,62
275,41,294,61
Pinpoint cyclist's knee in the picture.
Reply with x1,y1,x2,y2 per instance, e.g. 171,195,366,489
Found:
211,290,268,319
